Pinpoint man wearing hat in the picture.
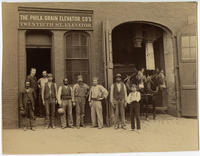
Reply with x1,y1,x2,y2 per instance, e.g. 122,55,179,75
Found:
19,80,36,131
72,75,89,129
110,73,128,129
42,73,58,129
57,78,74,129
88,77,108,129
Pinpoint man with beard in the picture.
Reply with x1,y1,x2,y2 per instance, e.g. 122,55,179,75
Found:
110,73,128,129
38,70,48,117
57,78,74,129
20,80,36,131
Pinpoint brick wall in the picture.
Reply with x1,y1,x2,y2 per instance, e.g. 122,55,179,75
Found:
2,2,197,128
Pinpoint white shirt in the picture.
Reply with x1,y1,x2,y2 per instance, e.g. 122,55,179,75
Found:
88,85,108,102
127,91,141,104
57,85,74,105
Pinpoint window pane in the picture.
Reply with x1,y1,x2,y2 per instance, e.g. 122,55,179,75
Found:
72,33,80,46
181,36,190,48
182,47,190,59
190,36,197,47
66,60,88,72
190,47,197,59
80,34,87,46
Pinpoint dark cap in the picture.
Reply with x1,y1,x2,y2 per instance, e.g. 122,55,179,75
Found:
115,73,122,78
77,75,83,81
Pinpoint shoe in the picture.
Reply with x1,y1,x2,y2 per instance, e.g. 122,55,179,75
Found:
114,125,119,129
45,125,49,129
130,129,135,131
68,125,74,128
76,126,80,129
61,126,66,129
31,127,36,131
98,127,103,129
90,125,97,128
23,127,27,131
52,125,56,129
122,126,126,130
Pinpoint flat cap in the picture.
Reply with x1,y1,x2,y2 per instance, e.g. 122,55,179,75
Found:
115,73,122,78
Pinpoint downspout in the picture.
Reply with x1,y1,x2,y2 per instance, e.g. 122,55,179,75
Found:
173,35,181,117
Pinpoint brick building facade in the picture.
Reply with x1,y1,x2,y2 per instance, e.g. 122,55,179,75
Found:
2,2,197,128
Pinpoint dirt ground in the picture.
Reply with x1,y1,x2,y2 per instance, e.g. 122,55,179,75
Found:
2,114,199,154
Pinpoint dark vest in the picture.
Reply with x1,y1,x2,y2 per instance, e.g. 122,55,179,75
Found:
61,85,72,100
44,83,56,99
113,82,125,100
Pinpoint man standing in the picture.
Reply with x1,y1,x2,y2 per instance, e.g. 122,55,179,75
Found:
42,73,58,129
19,80,36,131
57,78,74,129
110,73,128,129
26,68,38,116
73,75,89,129
38,70,48,117
88,77,108,129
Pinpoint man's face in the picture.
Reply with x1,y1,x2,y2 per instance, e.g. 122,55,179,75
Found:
92,80,98,86
42,71,47,77
25,82,30,88
131,86,137,92
31,69,36,76
64,79,68,85
116,77,121,82
48,77,53,82
78,80,83,85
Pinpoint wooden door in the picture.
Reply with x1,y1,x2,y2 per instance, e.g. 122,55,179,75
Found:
176,23,197,117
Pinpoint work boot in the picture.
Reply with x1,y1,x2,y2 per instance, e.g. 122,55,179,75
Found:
23,127,27,131
68,125,74,128
114,124,119,129
121,125,126,130
76,126,80,129
52,125,56,129
31,127,36,131
45,125,49,129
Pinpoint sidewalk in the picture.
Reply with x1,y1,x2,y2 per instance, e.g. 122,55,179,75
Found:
2,114,199,154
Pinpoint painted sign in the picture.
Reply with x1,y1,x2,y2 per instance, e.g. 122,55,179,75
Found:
19,12,93,30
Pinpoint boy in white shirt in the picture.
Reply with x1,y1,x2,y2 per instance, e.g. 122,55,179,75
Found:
127,84,141,131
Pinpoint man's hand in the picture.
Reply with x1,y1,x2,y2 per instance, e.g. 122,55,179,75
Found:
42,100,45,105
72,101,76,107
124,102,127,108
89,101,92,107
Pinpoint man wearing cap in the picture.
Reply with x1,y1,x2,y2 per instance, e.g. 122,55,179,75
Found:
72,75,89,129
88,77,108,129
42,73,58,129
110,73,128,129
57,78,74,129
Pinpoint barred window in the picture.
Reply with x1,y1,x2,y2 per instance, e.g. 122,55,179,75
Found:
65,32,89,84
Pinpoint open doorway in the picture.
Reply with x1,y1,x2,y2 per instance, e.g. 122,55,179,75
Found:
112,22,166,118
26,48,51,79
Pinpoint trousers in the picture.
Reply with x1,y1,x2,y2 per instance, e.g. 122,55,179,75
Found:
22,102,34,128
91,100,103,128
113,99,126,126
60,99,73,127
75,97,86,126
45,98,56,127
130,101,141,129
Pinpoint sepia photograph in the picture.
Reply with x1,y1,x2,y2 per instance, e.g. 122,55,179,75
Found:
1,0,199,155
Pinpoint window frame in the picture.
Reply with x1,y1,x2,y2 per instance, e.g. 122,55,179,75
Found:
64,31,90,84
180,35,197,63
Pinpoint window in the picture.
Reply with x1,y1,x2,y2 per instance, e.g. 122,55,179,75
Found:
65,32,89,84
181,36,197,60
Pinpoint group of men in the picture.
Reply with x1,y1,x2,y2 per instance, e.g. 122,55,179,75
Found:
20,68,131,131
20,67,166,131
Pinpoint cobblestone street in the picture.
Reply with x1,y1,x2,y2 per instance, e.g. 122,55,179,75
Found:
2,114,199,154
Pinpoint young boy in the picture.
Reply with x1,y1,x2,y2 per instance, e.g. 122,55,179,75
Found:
20,80,36,131
127,84,141,131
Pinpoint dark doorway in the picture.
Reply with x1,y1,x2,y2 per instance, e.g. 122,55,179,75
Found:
26,48,51,79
